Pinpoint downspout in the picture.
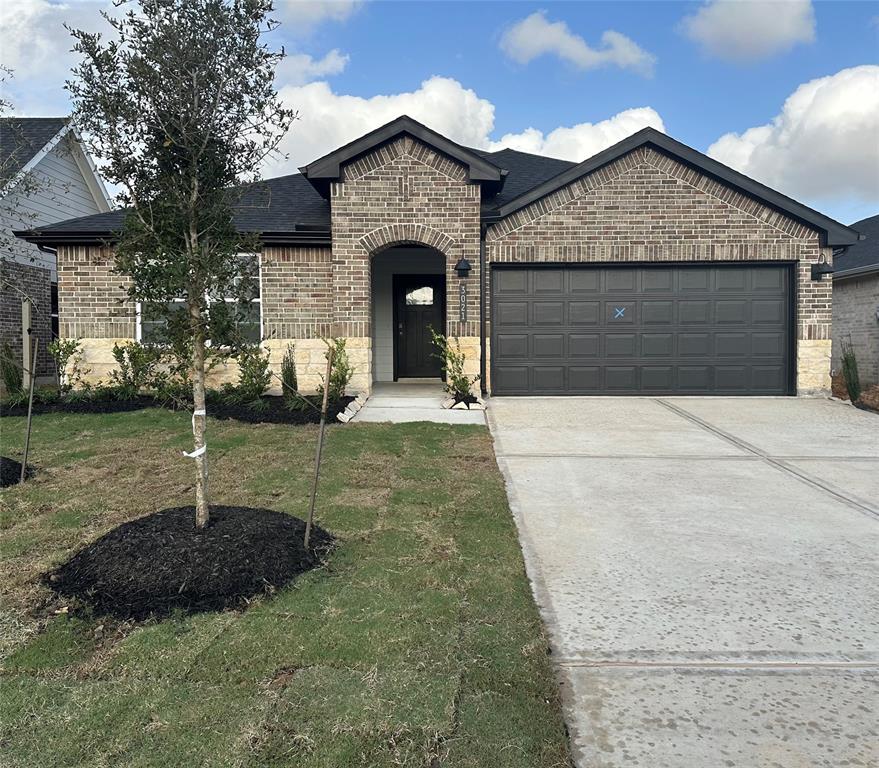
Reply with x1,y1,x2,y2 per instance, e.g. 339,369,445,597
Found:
479,223,487,396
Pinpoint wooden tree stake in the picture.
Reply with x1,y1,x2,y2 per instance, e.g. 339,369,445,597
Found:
20,337,38,485
305,346,334,550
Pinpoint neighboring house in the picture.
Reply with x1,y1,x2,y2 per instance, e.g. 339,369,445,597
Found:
1,117,112,376
832,214,878,387
16,116,861,396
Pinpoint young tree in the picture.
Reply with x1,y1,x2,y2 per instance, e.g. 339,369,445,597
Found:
67,0,295,527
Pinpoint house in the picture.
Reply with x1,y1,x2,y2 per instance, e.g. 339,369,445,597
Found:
832,214,878,387
15,115,862,396
1,117,112,377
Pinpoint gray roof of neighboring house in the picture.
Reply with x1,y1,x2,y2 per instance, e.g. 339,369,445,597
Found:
14,117,861,247
834,214,879,278
0,116,69,186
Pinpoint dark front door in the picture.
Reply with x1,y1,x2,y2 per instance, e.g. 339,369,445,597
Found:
394,274,445,379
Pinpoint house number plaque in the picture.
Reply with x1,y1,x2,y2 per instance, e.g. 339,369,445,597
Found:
459,282,467,322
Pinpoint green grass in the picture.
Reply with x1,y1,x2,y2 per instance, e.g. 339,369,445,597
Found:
0,409,569,767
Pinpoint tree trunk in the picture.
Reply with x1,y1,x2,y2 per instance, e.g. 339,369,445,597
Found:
190,301,210,529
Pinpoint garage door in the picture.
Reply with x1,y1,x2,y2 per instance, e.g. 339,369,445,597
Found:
490,264,792,395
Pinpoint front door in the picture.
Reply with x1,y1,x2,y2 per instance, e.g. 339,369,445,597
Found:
394,274,445,379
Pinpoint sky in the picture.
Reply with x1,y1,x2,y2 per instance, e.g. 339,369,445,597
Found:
1,0,878,225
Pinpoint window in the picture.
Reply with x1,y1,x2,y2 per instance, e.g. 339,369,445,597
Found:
405,286,434,305
136,256,261,345
50,282,59,339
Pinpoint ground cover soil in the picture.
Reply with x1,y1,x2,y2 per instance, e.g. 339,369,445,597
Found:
1,456,32,487
44,506,333,620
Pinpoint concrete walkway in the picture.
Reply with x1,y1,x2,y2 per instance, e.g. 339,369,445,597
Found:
488,397,879,768
352,381,485,424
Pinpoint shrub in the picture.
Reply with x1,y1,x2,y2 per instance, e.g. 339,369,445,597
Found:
48,338,89,393
318,337,353,403
840,338,861,402
1,342,23,396
280,343,298,399
226,343,271,403
109,341,162,399
430,329,480,400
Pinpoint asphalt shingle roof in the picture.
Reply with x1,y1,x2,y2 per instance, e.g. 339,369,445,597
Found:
0,117,68,186
470,147,576,210
834,214,879,274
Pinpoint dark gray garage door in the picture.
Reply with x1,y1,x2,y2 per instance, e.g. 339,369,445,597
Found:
490,264,792,395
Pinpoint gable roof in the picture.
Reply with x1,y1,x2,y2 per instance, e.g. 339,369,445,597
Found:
834,214,878,278
15,117,862,249
300,114,506,197
487,127,859,247
0,117,69,187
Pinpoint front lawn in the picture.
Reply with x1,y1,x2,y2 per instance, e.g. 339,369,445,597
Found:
0,410,569,767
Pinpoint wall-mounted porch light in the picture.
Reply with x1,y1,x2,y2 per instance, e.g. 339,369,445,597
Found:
454,258,472,279
811,253,834,281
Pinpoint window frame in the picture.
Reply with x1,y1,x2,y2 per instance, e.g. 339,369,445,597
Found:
135,253,263,345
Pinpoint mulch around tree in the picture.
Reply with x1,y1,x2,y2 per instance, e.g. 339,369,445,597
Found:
1,457,33,488
43,506,333,620
1,395,354,425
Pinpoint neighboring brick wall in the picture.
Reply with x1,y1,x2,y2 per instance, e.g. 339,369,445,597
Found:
832,274,879,387
329,136,482,343
0,258,53,376
486,145,830,394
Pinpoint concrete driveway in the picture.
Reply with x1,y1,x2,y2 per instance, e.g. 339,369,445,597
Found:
488,397,879,768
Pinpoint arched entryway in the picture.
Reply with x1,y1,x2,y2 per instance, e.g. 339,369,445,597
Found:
371,245,446,383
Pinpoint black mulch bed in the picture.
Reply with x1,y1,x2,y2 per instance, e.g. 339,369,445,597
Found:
1,456,33,487
43,506,334,620
1,395,354,425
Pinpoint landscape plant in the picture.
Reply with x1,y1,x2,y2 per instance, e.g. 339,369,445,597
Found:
840,338,861,402
318,337,354,402
67,0,295,527
430,329,480,401
1,341,23,397
47,338,88,393
223,342,272,404
108,340,162,399
280,343,298,400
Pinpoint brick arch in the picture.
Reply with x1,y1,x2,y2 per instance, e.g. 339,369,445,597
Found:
359,223,456,257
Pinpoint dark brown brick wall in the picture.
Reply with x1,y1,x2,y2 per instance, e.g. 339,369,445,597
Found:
1,258,53,376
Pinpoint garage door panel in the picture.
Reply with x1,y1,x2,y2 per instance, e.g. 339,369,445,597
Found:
491,265,791,395
533,302,564,325
533,334,564,358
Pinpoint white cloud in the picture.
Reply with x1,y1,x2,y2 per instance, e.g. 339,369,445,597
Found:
500,11,655,76
275,49,349,85
267,75,663,175
488,108,665,160
708,66,879,207
276,0,360,32
681,0,815,62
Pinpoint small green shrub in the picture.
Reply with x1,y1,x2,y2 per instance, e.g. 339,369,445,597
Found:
280,343,298,399
109,341,162,399
1,342,23,396
318,337,354,402
225,343,271,403
430,329,480,400
840,338,861,402
48,338,89,393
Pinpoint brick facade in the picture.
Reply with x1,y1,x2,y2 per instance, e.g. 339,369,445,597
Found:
51,139,837,397
486,146,831,394
832,274,879,387
0,258,53,377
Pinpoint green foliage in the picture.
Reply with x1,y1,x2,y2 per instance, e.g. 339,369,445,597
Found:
236,343,272,400
840,338,861,402
430,329,480,399
318,338,354,403
109,341,162,399
1,341,23,396
280,343,298,399
47,338,88,393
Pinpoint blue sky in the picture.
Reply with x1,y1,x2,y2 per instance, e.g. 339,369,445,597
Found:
2,1,878,223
